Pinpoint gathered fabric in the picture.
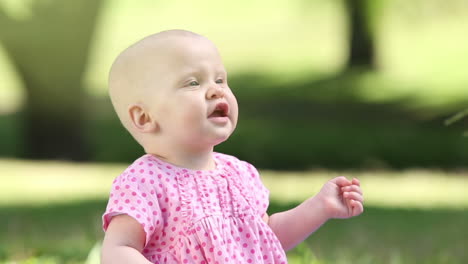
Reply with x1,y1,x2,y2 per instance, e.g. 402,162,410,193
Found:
103,153,287,264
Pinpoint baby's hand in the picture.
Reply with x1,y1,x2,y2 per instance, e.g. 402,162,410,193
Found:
316,176,364,219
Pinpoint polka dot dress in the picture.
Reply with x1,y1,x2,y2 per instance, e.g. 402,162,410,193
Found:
103,153,288,263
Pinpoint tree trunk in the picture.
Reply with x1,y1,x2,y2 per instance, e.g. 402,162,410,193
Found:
0,0,103,160
22,79,88,160
344,0,375,69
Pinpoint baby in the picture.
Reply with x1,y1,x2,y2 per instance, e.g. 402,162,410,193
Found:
101,29,364,264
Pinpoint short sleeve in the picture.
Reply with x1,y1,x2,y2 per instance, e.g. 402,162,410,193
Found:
102,170,163,246
242,161,270,216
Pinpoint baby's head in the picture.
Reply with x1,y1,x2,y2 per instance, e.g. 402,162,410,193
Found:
109,30,238,154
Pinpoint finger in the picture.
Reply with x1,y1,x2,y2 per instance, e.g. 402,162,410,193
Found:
351,200,364,216
352,178,360,186
333,176,352,187
345,198,353,216
341,185,363,195
343,191,364,203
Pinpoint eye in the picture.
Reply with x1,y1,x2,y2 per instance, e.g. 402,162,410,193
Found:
189,81,199,86
215,79,224,84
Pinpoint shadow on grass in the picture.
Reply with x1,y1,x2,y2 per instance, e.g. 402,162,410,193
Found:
1,199,467,263
0,199,106,262
2,70,468,170
269,200,468,264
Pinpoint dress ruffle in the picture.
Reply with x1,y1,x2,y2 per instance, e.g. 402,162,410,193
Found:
103,153,287,263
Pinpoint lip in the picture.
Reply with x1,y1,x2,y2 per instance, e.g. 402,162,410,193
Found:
208,102,230,123
209,102,229,116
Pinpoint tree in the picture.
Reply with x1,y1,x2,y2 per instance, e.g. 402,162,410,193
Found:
0,0,103,160
344,0,376,69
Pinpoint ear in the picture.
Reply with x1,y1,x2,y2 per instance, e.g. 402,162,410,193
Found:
128,104,158,133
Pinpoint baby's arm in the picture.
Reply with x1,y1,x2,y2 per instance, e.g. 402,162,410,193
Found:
264,195,329,251
265,176,363,251
101,214,152,264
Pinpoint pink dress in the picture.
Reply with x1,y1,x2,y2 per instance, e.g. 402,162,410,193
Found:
103,153,288,264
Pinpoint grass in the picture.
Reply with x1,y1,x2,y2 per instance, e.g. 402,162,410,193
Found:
2,159,466,209
0,159,467,263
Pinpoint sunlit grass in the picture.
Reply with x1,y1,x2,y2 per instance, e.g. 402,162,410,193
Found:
0,159,122,206
1,159,467,210
1,159,467,264
262,169,468,209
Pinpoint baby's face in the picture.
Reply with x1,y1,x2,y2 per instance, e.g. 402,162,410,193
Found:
146,35,238,149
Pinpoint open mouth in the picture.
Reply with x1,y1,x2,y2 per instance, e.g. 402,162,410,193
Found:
209,102,229,118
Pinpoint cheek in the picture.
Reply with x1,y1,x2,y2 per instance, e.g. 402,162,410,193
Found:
157,99,200,128
228,94,239,119
180,110,201,125
176,98,206,122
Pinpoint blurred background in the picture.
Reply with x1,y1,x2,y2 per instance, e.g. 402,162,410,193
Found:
0,0,467,263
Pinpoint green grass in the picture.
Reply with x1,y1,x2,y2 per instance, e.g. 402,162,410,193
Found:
0,159,467,263
2,159,467,208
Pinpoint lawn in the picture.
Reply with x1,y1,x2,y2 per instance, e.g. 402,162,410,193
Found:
0,159,467,263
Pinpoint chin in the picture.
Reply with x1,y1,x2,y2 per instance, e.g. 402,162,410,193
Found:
211,132,233,146
212,135,230,146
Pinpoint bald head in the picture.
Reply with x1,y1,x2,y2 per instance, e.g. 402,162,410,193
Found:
108,29,212,132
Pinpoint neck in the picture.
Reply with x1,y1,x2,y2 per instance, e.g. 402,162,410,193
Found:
147,145,216,171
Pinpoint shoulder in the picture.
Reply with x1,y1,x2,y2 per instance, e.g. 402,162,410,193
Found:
214,152,259,177
111,154,165,185
214,152,252,168
127,154,158,174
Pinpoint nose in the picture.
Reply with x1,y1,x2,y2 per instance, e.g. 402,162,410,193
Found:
206,85,225,100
